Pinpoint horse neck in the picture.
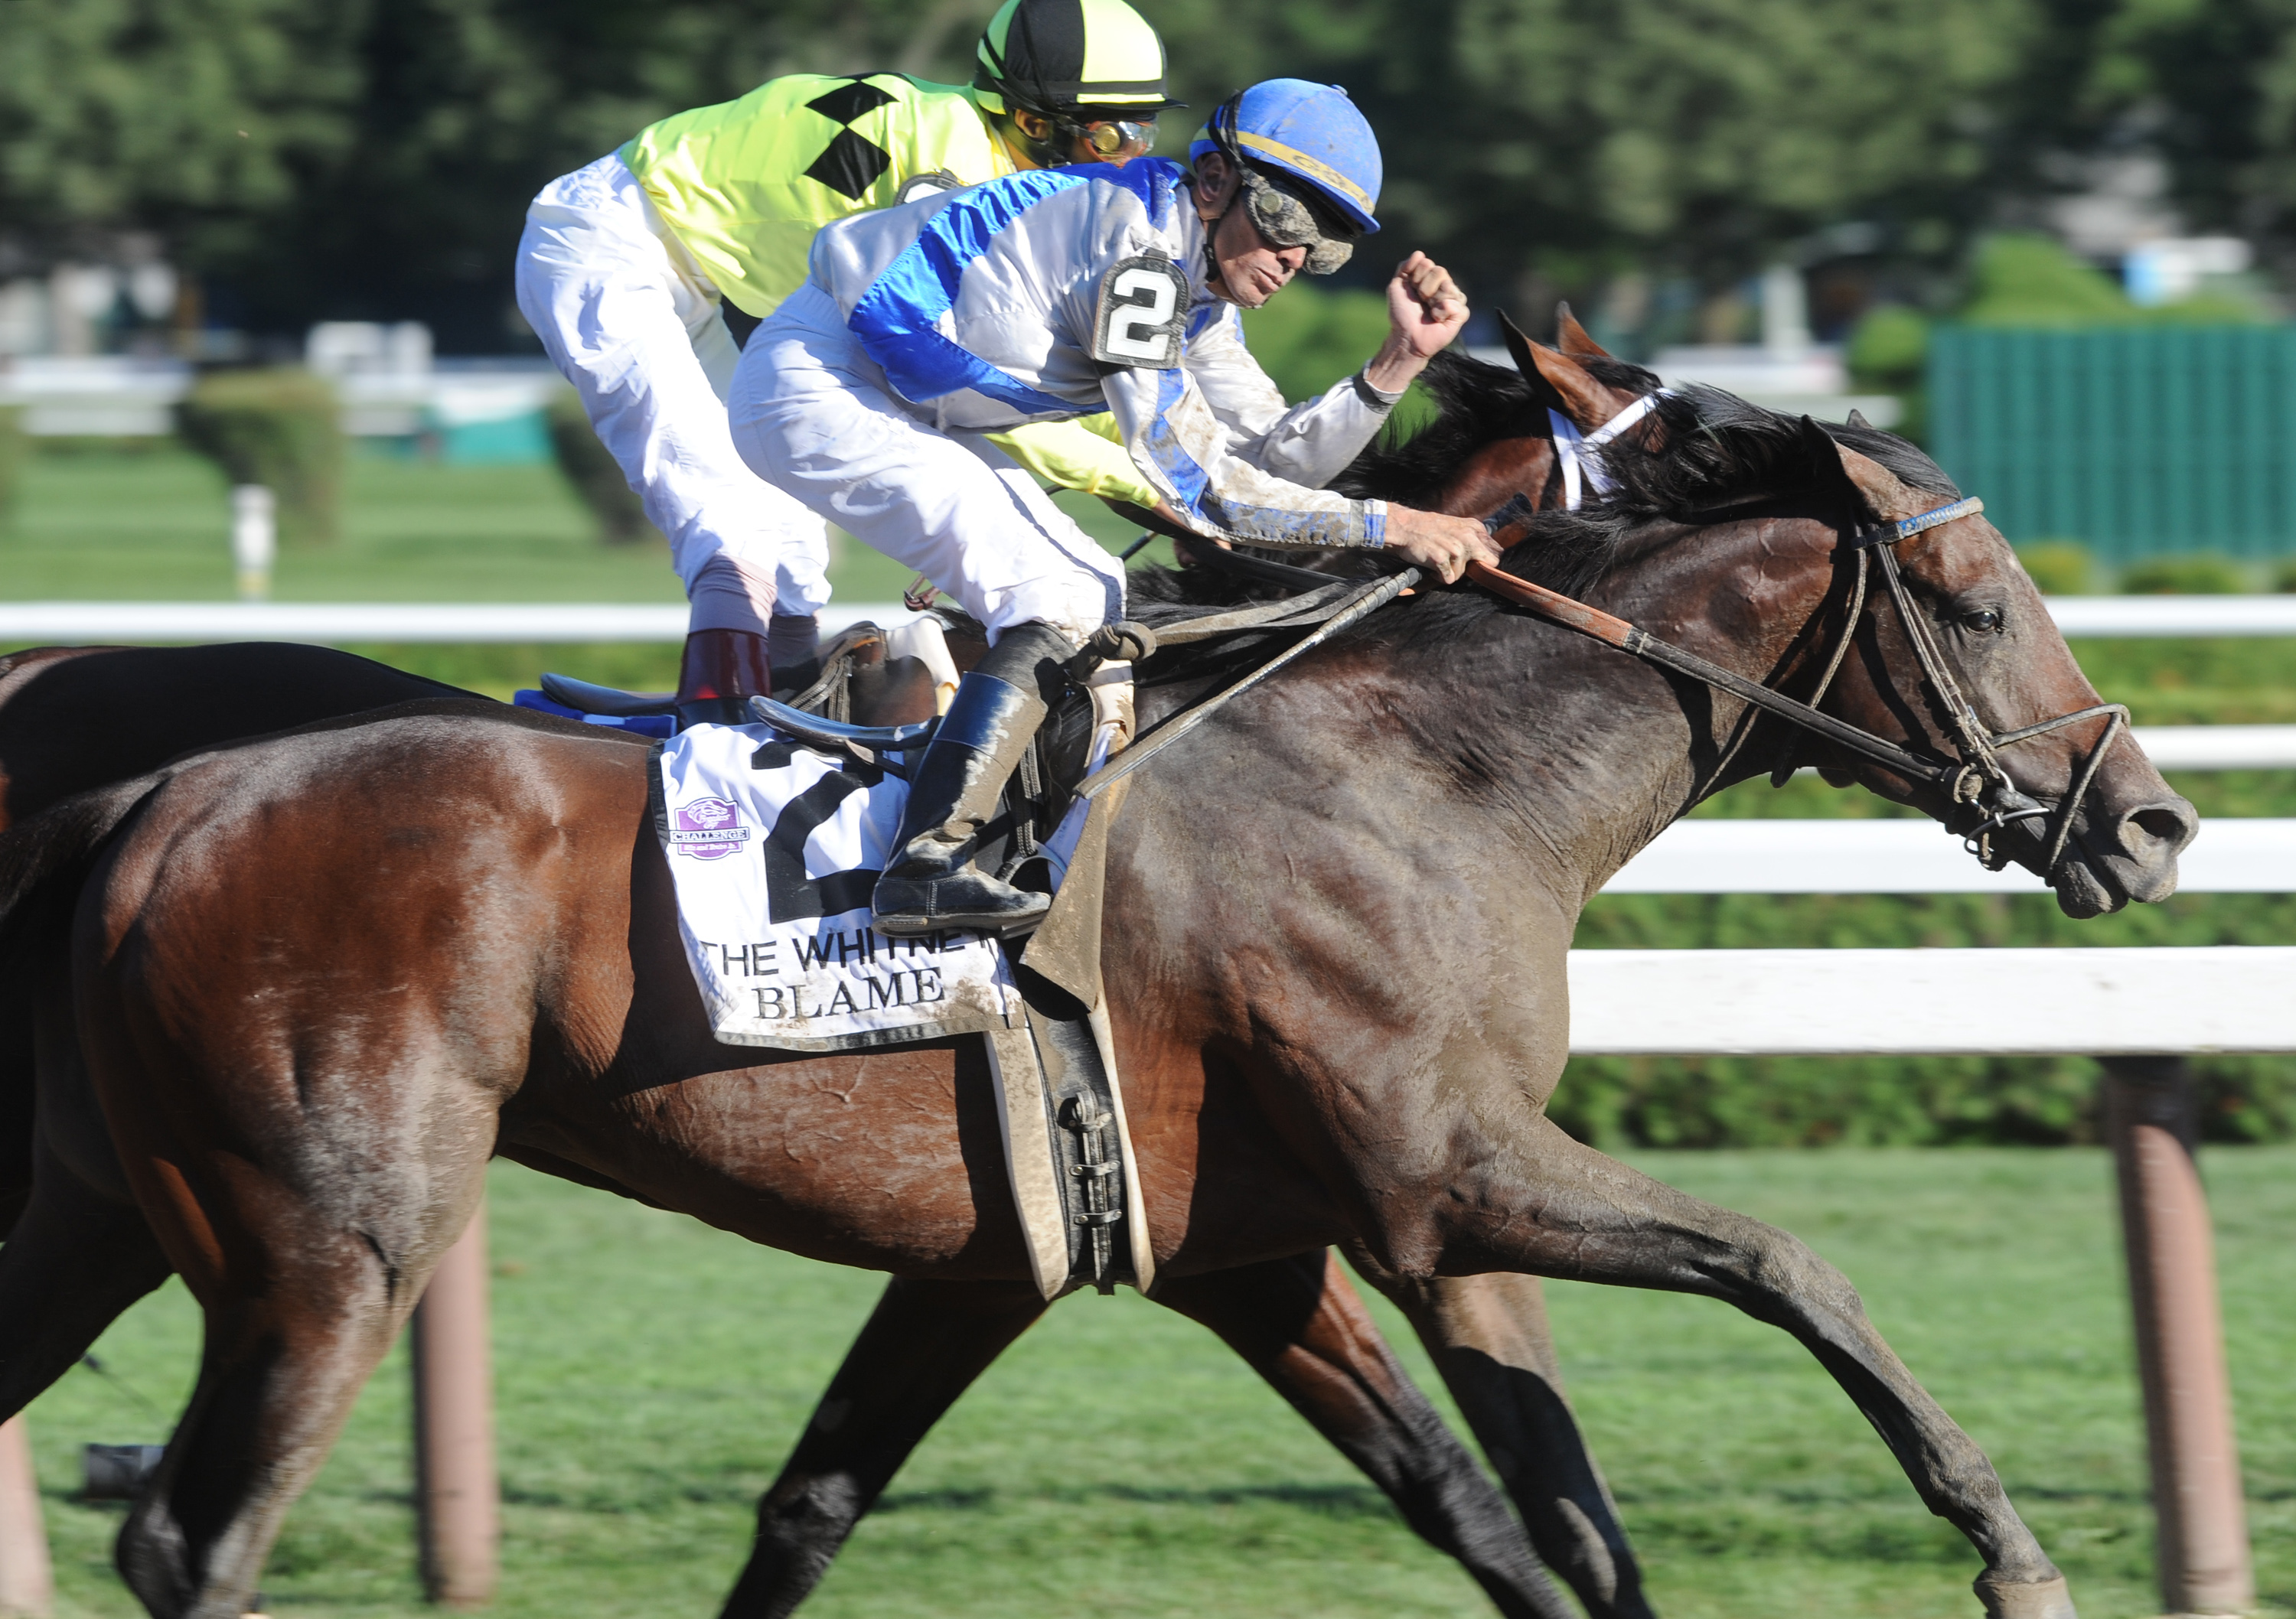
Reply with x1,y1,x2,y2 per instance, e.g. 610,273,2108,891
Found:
1369,513,1838,908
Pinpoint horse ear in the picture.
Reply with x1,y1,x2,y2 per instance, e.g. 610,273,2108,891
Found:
1497,309,1572,425
1554,301,1611,358
1830,432,1931,524
1505,324,1615,432
1845,407,1873,430
1499,309,1542,380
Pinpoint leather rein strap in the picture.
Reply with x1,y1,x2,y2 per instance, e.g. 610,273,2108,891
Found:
1470,490,2128,876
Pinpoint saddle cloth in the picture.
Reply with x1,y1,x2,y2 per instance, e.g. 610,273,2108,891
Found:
653,721,1022,1052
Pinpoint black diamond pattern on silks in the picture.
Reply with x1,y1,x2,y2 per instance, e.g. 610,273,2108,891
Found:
805,129,892,200
803,79,898,200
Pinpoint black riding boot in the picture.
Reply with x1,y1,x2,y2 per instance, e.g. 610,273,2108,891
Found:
871,622,1071,938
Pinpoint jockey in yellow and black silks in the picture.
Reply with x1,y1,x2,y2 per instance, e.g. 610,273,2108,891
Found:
515,0,1184,722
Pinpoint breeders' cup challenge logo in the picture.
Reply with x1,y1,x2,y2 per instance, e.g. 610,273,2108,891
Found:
670,796,752,860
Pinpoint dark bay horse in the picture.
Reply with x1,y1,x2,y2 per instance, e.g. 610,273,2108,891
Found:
0,337,1665,1618
0,363,2190,1618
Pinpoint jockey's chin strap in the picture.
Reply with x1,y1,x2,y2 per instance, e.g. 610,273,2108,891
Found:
1550,390,1671,510
1470,492,2128,879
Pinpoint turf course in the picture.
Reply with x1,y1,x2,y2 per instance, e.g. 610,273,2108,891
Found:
21,1150,2294,1619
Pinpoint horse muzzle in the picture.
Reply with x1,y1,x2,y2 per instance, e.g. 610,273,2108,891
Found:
2043,792,2197,917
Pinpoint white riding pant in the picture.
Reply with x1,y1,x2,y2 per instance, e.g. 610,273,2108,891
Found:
727,282,1124,647
514,152,831,634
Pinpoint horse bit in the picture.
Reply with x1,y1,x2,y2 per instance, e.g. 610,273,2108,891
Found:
1475,490,2130,880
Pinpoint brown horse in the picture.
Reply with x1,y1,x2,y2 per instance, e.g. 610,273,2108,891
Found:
0,340,1662,1619
2,357,2190,1617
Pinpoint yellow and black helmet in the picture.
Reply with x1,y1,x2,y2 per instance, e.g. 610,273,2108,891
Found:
972,0,1187,119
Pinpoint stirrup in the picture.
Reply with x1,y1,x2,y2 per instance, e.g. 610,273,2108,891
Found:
872,870,1051,939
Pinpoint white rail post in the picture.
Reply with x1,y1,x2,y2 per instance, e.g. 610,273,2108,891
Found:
0,1415,52,1618
230,485,276,603
412,1200,498,1607
2101,1057,2252,1615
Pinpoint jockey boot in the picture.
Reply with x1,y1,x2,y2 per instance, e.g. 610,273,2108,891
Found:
767,612,823,700
674,627,775,728
871,621,1071,938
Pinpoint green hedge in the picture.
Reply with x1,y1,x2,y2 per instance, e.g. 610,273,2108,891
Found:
544,387,657,544
0,405,25,530
174,369,344,546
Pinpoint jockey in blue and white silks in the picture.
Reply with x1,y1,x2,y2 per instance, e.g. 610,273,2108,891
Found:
727,78,1502,938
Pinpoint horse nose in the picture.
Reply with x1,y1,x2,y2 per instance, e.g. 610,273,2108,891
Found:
2113,796,2198,901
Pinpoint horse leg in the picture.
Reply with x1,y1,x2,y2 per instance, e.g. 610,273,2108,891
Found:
80,1027,492,1617
1427,1114,2071,1619
0,976,173,1417
1359,1268,1653,1619
105,1155,482,1619
1155,1251,1575,1619
0,1143,172,1420
720,1277,1049,1619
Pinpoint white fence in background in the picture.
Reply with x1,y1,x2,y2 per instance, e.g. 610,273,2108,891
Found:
1604,815,2296,893
4,594,2296,643
1567,946,2294,1054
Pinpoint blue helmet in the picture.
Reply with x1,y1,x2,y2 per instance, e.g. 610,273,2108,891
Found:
1190,80,1382,237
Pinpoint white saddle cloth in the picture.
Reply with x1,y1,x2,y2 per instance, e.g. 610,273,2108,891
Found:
655,722,1022,1051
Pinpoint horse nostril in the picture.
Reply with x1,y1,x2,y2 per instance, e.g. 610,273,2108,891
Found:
2121,800,2199,862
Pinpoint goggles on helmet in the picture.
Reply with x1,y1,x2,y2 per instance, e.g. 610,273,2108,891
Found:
1065,116,1157,161
1237,166,1358,274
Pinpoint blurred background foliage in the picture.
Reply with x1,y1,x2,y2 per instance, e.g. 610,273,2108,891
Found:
17,0,2296,347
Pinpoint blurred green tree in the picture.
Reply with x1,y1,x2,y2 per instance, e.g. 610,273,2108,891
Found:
7,0,2284,350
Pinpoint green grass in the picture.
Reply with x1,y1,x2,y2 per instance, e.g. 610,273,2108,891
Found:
0,446,1156,606
0,448,1166,698
21,1150,2295,1618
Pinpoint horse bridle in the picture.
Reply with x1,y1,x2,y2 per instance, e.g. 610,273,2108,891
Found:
1472,491,2130,879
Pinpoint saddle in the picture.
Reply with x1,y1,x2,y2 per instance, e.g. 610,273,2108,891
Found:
525,561,1396,1299
527,614,1136,1296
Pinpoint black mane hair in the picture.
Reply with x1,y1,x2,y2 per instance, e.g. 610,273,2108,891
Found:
1120,364,1956,676
1329,347,1662,506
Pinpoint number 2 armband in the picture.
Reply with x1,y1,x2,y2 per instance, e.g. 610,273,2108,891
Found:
1091,253,1189,370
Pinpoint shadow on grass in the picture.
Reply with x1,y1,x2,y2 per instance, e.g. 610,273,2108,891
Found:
874,1483,1397,1520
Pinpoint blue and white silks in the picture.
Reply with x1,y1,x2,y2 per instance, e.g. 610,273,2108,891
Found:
805,158,1392,548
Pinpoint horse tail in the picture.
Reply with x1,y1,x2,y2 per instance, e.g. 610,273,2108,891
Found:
0,772,169,963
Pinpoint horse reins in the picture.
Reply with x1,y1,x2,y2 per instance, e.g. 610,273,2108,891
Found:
1471,491,2129,877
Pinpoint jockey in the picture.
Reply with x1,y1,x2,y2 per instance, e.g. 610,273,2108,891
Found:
726,78,1504,937
514,0,1184,724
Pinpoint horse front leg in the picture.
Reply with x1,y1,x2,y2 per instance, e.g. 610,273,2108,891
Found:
1355,1267,1654,1619
1413,1113,2073,1619
1155,1252,1575,1619
721,1276,1049,1619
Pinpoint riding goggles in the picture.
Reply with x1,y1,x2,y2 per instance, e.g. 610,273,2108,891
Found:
1238,166,1358,274
1065,116,1157,161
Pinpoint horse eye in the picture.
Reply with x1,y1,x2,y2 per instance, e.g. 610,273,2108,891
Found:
1958,607,2004,634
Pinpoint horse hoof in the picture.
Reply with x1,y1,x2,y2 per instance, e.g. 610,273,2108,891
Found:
1974,1573,2076,1619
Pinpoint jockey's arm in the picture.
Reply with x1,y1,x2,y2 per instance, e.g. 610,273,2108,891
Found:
1100,359,1389,549
1098,320,1499,581
1175,304,1401,490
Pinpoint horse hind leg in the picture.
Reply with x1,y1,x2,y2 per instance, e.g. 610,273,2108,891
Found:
1156,1252,1577,1619
1359,1267,1655,1619
0,1144,173,1423
109,1169,482,1619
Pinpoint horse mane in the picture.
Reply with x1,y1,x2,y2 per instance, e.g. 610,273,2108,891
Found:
1124,376,1961,677
1332,347,1662,505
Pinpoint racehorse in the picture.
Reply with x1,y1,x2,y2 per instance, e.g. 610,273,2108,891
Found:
0,333,1665,1619
0,344,2189,1618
